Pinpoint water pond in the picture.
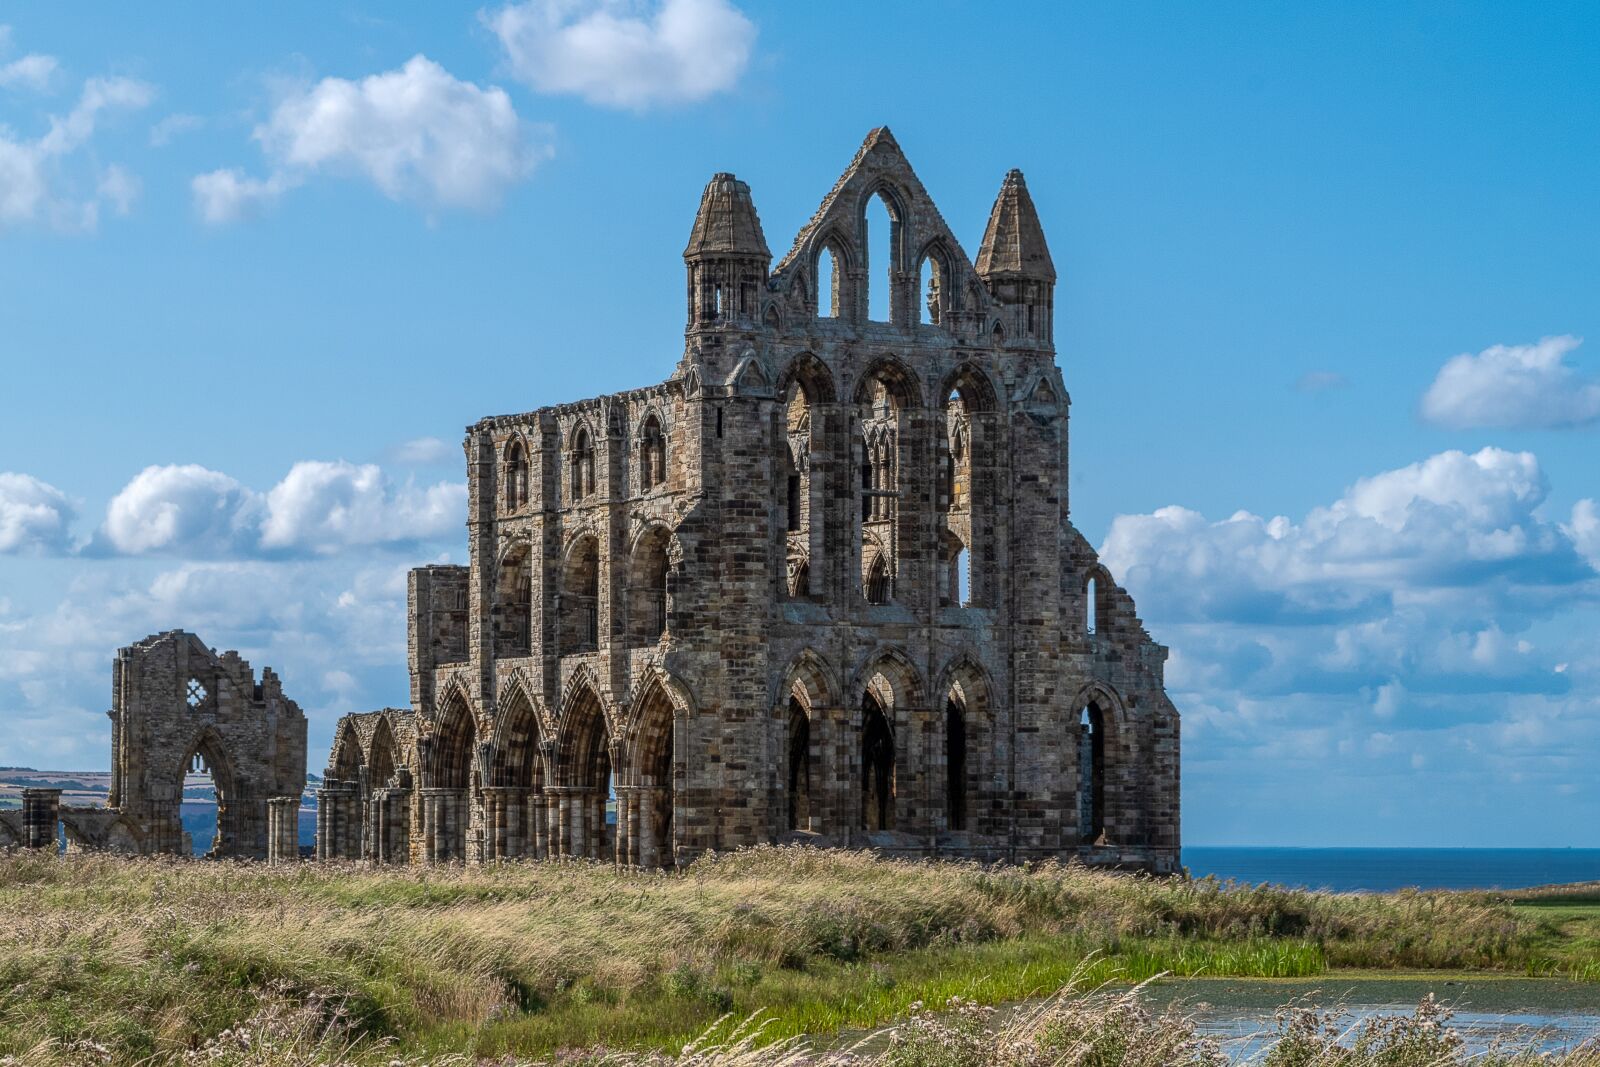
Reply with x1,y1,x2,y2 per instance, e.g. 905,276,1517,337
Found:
1144,977,1600,1057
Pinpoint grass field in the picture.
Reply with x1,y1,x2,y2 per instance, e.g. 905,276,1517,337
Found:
0,847,1597,1065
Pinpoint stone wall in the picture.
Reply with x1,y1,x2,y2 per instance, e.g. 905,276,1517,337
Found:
320,129,1181,873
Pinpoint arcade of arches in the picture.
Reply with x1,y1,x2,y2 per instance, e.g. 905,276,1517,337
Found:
310,129,1180,872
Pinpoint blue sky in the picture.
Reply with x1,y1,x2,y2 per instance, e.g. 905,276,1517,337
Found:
2,2,1597,846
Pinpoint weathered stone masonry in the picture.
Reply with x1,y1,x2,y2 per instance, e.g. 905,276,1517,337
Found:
1,630,307,859
317,129,1181,872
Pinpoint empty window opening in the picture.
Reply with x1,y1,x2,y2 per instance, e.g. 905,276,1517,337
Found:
945,696,968,831
787,695,812,831
571,428,595,499
865,552,891,605
494,548,532,657
182,747,227,857
816,246,838,318
639,415,666,492
628,529,671,647
716,407,724,438
865,192,894,322
186,678,207,710
786,473,801,531
787,556,810,598
505,440,529,510
1086,577,1098,634
1079,704,1106,843
563,537,601,654
861,691,895,831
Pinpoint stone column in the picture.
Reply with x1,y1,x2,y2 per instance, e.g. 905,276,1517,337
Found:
569,789,586,859
267,796,299,864
421,788,441,863
638,789,656,869
21,788,61,851
529,790,547,859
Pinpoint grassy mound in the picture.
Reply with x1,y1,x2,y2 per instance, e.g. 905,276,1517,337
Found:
0,846,1591,1063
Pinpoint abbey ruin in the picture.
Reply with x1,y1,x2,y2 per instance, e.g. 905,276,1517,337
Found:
0,631,306,859
315,129,1181,872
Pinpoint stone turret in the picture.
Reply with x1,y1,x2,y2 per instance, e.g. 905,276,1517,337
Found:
977,169,1055,347
684,172,771,329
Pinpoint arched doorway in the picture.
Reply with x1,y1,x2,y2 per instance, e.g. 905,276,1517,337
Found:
429,697,476,862
1079,698,1109,845
489,690,545,860
860,688,895,832
631,682,676,868
558,685,613,860
178,730,237,858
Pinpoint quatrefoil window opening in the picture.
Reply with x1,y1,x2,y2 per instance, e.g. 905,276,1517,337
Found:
186,678,207,709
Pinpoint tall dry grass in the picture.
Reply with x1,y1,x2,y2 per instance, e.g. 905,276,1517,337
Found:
0,846,1586,1064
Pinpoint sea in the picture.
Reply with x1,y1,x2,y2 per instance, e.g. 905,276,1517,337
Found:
1183,847,1600,893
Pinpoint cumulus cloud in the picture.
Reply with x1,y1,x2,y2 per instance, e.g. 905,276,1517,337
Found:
1420,335,1600,430
0,65,154,231
486,0,756,110
0,557,430,768
193,55,547,224
259,461,463,554
148,112,204,148
0,472,75,554
1101,446,1600,842
1101,448,1594,627
100,465,260,556
94,461,464,557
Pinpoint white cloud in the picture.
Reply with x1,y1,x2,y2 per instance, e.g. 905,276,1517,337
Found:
1420,335,1600,430
93,460,465,557
100,465,260,556
259,461,464,554
0,53,57,93
486,0,755,110
96,163,139,215
148,112,204,147
0,67,153,231
1101,448,1593,627
194,55,547,224
391,436,455,465
1567,499,1600,570
0,473,74,554
190,167,300,225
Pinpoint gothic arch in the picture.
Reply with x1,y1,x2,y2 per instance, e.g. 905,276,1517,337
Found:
776,352,838,405
726,352,773,396
369,715,399,790
851,644,925,712
490,684,546,789
775,647,842,711
852,355,923,409
431,693,478,790
502,434,530,511
177,726,239,857
329,719,364,782
941,361,1000,413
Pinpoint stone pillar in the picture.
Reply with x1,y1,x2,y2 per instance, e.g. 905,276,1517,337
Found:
421,788,441,863
556,790,572,858
21,788,61,851
638,789,656,869
267,796,299,864
570,789,587,859
530,790,547,859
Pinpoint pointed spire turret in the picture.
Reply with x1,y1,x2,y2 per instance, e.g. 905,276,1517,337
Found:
977,169,1054,283
684,172,771,261
977,169,1055,347
684,172,770,330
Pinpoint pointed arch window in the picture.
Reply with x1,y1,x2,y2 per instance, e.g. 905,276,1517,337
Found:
864,191,898,323
861,690,895,831
816,246,839,319
1079,703,1105,843
504,439,529,511
639,415,666,492
787,695,812,831
571,427,596,500
945,694,968,830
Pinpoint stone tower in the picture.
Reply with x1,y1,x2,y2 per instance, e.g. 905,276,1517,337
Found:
319,129,1180,872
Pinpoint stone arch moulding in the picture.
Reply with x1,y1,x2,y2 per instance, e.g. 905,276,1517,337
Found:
774,647,842,711
725,351,774,397
777,351,839,404
852,354,924,409
850,644,926,711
